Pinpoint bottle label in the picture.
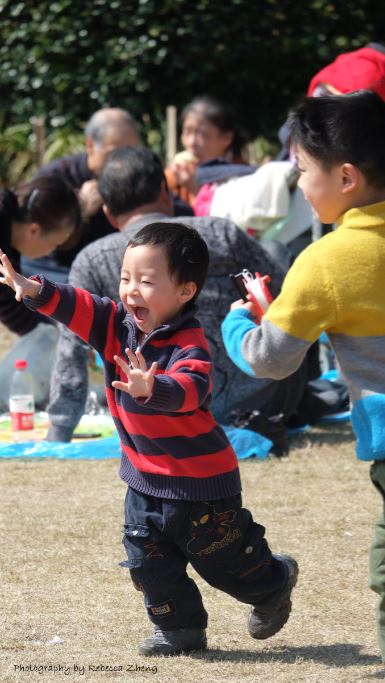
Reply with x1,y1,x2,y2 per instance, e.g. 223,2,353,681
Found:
10,396,35,431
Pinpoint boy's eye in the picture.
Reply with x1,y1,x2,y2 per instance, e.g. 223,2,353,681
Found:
141,280,153,285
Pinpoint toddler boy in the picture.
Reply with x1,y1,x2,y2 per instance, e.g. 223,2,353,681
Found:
0,222,297,656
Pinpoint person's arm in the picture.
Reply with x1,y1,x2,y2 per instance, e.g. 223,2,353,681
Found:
45,249,100,442
45,323,90,441
221,306,260,378
0,245,116,369
222,246,336,380
28,279,117,442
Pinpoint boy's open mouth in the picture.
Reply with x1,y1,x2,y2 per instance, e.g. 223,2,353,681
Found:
133,306,149,323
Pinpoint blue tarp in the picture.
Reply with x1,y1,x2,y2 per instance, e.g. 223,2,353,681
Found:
0,363,350,462
0,436,121,459
0,426,273,461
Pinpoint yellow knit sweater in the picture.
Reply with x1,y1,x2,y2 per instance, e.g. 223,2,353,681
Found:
222,200,385,460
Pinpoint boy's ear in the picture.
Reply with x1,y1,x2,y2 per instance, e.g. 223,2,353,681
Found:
180,281,197,303
341,163,360,193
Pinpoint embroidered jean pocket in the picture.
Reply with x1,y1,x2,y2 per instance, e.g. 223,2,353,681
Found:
226,528,269,580
122,524,150,568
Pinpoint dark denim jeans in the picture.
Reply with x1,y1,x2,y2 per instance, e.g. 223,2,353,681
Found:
122,487,286,630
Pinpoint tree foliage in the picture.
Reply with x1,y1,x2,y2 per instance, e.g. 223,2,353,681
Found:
0,0,382,156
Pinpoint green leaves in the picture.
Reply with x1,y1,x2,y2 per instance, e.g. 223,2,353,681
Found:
0,0,380,183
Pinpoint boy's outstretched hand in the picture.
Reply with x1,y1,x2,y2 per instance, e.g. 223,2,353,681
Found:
0,249,41,301
112,348,157,399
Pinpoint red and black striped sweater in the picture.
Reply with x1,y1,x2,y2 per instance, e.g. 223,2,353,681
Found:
26,277,241,500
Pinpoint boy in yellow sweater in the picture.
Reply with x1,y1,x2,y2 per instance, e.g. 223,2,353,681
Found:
222,90,385,661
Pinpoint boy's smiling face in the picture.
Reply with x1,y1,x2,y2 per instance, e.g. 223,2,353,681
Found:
296,145,353,224
119,243,196,334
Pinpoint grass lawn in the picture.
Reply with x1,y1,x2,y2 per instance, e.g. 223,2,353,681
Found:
1,421,385,682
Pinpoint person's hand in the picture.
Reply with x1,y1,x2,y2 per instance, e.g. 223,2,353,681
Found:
0,249,41,300
78,179,103,219
112,348,157,399
171,159,198,194
230,298,255,313
230,297,262,323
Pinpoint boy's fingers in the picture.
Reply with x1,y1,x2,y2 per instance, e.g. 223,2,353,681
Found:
0,251,11,269
114,354,131,375
135,349,148,372
111,380,130,392
125,347,139,368
230,298,245,311
148,361,157,376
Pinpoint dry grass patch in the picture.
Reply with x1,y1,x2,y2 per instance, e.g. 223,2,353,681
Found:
1,424,385,682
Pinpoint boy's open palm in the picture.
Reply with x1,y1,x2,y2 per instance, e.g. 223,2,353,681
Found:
0,249,34,301
112,347,157,399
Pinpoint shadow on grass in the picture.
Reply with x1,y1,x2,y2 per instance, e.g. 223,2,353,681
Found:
191,642,382,668
289,423,354,450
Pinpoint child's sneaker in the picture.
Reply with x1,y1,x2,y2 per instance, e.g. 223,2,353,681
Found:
248,554,298,639
138,627,207,656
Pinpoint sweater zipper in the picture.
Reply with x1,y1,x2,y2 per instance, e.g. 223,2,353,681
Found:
137,325,167,352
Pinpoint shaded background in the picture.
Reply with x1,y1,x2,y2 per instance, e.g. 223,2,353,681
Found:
0,0,382,181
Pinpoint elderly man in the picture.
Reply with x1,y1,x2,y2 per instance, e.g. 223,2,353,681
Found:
23,109,192,280
45,146,308,449
21,108,140,280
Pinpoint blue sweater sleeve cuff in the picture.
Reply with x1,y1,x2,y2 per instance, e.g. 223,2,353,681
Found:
221,308,258,378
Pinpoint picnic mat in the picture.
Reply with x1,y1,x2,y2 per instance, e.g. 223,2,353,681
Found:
0,412,273,461
0,406,351,461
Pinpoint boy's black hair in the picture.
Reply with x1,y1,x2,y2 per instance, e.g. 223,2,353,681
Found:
98,146,166,216
126,222,209,304
288,90,385,188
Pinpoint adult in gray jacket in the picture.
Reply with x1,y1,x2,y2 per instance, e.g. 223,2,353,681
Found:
46,147,307,443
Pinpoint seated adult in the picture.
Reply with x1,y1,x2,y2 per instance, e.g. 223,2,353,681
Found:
165,95,249,208
24,108,193,282
45,146,308,444
0,176,81,410
21,107,141,281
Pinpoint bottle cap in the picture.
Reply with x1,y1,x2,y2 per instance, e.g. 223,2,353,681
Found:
14,359,28,369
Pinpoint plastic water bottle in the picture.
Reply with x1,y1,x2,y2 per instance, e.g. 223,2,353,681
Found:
9,359,35,442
